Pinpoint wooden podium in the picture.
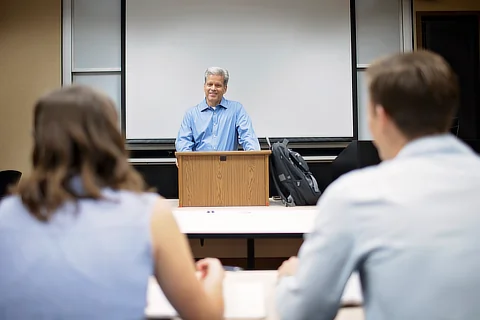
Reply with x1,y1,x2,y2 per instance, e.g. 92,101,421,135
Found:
176,150,271,207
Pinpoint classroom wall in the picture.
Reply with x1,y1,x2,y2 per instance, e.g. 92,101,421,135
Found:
0,0,62,174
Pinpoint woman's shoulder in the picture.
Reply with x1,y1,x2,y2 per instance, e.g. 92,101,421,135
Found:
100,189,164,214
0,195,30,223
0,194,23,210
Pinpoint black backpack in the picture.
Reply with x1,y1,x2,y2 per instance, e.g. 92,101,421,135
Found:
268,138,322,206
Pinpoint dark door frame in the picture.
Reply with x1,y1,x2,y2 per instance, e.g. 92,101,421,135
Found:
416,11,480,139
416,11,480,49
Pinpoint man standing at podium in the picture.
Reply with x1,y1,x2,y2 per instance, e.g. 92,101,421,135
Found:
175,67,260,152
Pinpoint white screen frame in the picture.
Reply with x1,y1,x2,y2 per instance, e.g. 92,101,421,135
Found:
124,0,356,142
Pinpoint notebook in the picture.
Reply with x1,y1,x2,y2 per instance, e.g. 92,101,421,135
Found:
145,277,267,319
341,272,363,306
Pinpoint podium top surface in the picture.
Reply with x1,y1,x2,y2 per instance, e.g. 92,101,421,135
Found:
175,150,271,156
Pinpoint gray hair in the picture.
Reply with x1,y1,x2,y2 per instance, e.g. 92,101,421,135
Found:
204,67,229,86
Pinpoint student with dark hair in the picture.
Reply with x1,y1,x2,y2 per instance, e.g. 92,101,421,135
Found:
276,51,480,320
0,85,224,320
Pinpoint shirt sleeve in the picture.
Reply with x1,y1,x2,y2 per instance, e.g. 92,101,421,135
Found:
235,104,260,151
275,183,359,320
175,111,194,151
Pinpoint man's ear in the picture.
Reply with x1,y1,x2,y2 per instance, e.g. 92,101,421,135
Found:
375,105,391,128
224,85,228,93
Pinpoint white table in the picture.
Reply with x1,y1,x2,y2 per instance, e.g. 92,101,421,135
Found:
146,270,364,320
153,202,364,319
167,199,318,269
171,199,317,235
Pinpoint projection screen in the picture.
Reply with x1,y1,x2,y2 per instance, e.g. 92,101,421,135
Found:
125,0,354,140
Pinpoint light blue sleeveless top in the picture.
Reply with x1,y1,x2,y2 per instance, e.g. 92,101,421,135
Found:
0,187,159,319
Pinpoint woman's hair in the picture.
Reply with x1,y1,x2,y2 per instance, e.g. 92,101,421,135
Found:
17,85,147,222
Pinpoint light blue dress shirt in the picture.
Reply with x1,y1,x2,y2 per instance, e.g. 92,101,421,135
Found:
0,186,158,319
175,97,260,151
276,134,480,320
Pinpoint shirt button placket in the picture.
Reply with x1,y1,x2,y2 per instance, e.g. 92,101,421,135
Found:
213,109,217,150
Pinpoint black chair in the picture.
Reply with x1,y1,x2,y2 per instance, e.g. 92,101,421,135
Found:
0,170,22,199
450,116,460,136
331,141,381,183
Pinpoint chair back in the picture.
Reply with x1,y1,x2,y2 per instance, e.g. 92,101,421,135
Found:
0,170,22,199
450,116,460,136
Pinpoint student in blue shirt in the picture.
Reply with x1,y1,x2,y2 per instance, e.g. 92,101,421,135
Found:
175,67,260,152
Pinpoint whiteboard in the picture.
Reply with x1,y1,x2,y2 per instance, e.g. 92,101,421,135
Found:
126,0,353,140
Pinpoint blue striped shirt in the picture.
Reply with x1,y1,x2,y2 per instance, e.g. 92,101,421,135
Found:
175,98,260,151
276,134,480,320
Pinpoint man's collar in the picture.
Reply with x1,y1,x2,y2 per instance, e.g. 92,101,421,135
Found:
396,133,472,159
199,97,228,111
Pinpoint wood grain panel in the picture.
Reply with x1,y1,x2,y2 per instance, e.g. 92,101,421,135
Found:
188,238,303,259
177,151,271,207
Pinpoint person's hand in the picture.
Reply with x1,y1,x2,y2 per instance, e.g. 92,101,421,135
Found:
196,258,225,287
278,256,299,278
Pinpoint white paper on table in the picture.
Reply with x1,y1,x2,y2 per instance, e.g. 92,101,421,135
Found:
145,277,266,319
224,282,266,319
341,273,363,305
145,277,176,317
